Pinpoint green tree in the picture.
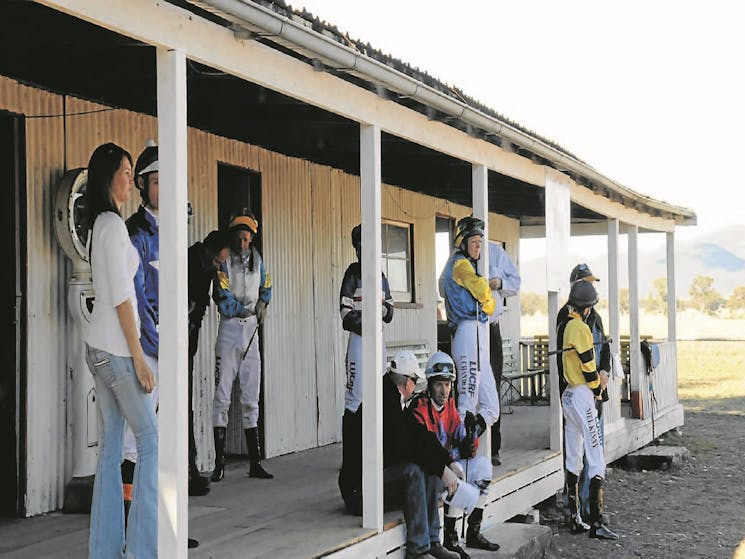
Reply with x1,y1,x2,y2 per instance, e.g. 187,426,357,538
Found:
521,292,547,316
619,288,629,314
688,275,725,315
643,277,668,315
726,286,745,313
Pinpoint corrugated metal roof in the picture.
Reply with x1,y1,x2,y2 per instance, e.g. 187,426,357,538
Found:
182,0,696,225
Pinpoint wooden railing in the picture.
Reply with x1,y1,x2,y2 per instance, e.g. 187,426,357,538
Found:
647,341,678,413
516,336,679,418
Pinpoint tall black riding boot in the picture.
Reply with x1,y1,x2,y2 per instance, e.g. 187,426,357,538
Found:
443,510,470,559
245,427,273,479
121,459,135,527
465,508,500,551
565,470,589,533
189,460,211,496
588,476,619,540
211,427,226,482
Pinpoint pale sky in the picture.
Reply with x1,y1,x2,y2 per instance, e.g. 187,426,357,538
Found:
294,0,745,236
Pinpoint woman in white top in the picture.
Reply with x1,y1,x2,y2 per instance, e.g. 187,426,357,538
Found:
84,143,157,559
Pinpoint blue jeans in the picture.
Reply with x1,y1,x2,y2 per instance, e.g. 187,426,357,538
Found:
86,345,158,559
385,463,443,555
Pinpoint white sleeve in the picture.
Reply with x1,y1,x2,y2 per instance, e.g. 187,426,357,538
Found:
489,243,521,298
100,216,133,307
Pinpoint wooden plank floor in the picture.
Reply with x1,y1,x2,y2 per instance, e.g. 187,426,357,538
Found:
0,405,558,558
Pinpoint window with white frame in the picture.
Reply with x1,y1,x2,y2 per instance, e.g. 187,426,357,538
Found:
381,221,413,302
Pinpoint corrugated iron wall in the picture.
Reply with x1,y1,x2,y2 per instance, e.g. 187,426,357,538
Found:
2,78,68,517
1,75,520,514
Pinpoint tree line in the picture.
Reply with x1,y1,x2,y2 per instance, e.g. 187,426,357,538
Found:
520,275,745,317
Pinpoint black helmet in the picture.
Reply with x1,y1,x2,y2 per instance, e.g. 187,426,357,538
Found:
134,141,158,204
453,216,484,250
568,280,599,309
351,224,362,251
570,263,599,283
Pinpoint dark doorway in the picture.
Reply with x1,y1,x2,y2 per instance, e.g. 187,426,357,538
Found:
217,164,262,245
216,164,266,456
0,112,26,516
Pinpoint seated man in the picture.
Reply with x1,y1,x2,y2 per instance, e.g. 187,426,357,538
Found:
382,350,459,559
409,351,500,559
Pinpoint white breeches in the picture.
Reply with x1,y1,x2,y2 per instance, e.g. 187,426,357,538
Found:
344,332,387,413
453,320,499,426
213,316,261,429
562,384,605,480
447,455,492,515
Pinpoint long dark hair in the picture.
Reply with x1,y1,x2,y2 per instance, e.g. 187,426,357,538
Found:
85,142,132,230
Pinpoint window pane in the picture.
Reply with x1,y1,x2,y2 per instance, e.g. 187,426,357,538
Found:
387,259,409,293
386,225,409,259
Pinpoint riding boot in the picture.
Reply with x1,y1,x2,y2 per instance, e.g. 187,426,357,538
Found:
443,510,470,559
566,471,589,533
211,427,226,482
245,427,273,479
465,508,500,551
189,460,211,496
121,459,135,527
588,476,619,540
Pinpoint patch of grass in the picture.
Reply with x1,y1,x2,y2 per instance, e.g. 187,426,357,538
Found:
677,341,745,414
521,314,745,415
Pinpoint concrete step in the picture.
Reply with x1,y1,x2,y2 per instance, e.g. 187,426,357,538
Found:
620,445,689,471
462,522,555,559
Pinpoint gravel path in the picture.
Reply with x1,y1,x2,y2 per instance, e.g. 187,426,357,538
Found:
542,411,745,559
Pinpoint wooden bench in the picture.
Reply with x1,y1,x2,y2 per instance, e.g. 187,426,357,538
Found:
385,340,429,370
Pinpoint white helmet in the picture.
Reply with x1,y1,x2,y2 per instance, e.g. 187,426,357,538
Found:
389,350,425,383
425,351,456,382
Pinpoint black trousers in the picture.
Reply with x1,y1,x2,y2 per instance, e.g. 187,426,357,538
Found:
489,321,503,454
340,407,362,492
187,327,201,468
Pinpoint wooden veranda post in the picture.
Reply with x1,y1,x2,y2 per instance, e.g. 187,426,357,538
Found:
666,232,677,342
544,171,570,452
157,47,189,558
628,225,643,418
360,123,383,531
471,163,491,457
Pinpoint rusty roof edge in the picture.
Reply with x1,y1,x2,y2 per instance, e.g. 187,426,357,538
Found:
187,0,696,224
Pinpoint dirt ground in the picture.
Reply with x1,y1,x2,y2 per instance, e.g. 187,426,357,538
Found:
541,410,745,559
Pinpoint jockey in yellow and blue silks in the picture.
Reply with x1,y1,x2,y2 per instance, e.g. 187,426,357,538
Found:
438,216,498,439
211,210,274,481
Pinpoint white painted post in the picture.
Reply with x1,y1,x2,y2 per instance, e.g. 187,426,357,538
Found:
471,164,491,457
544,171,570,451
607,218,621,421
666,232,677,342
607,219,620,347
628,225,643,416
156,48,189,559
360,123,383,531
546,291,560,450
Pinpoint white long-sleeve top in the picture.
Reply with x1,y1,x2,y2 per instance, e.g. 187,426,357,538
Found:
86,211,140,356
487,241,521,324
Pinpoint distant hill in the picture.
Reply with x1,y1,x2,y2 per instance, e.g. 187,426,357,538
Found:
519,223,745,299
